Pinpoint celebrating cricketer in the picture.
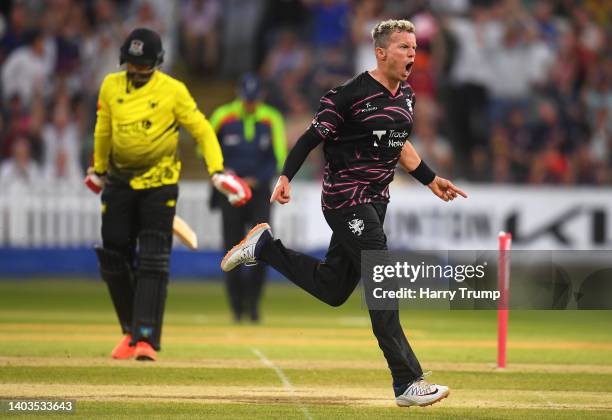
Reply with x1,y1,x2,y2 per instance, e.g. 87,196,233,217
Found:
222,20,467,407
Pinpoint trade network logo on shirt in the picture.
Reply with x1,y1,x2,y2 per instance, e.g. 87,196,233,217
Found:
372,130,409,148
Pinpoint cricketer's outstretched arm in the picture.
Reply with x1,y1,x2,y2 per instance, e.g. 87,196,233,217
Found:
399,141,468,202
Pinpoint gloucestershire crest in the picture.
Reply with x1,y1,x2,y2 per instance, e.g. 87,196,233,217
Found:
129,39,144,56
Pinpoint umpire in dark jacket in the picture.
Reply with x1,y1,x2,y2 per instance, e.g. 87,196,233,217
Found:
209,74,287,322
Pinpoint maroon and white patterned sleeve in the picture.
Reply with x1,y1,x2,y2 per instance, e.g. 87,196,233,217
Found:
310,88,348,141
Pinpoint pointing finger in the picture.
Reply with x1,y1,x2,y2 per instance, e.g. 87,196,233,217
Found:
449,182,468,198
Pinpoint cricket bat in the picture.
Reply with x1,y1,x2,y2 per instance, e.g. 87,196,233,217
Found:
173,215,198,250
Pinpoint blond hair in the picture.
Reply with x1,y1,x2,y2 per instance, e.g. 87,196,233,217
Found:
371,19,416,48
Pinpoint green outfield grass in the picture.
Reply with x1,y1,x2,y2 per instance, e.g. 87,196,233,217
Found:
0,279,611,419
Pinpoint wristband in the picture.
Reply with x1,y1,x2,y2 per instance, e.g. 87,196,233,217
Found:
409,160,436,185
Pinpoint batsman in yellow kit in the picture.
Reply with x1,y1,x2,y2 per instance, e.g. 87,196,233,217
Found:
85,28,251,361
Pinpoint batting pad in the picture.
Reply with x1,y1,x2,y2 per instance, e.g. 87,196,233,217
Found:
131,230,171,350
95,246,135,334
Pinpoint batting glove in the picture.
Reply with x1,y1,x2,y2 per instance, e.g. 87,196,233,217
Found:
212,173,252,207
84,167,106,194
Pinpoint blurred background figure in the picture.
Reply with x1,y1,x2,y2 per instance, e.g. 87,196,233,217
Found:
410,97,454,178
180,0,220,75
307,0,350,50
0,135,41,192
41,101,82,185
351,0,386,74
0,2,28,63
440,3,497,168
261,28,312,110
218,0,264,77
1,30,52,106
208,73,287,322
81,0,123,90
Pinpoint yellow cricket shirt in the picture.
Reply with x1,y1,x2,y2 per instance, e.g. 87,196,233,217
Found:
93,70,224,189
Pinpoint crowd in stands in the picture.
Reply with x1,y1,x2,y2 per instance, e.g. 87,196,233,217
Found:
0,0,177,191
0,0,609,191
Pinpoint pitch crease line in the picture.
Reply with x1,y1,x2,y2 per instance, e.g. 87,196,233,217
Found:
251,348,313,420
536,391,560,409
